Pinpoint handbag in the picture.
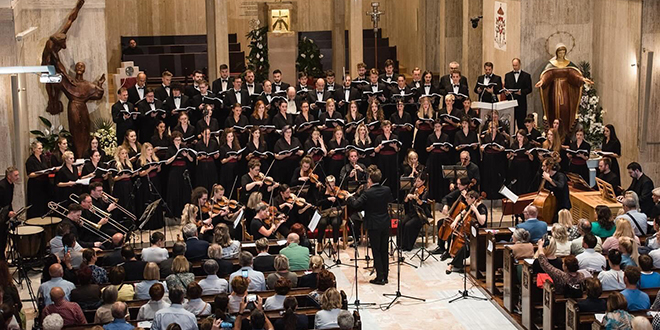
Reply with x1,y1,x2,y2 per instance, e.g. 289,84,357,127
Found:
536,273,553,288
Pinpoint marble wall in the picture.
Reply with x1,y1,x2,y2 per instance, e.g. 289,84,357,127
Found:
0,6,19,204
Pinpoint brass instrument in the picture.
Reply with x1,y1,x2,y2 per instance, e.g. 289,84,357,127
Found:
69,193,130,235
47,201,112,243
102,192,137,221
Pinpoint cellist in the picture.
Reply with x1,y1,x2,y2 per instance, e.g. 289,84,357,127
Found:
432,177,470,257
446,190,487,274
400,173,431,251
541,157,571,222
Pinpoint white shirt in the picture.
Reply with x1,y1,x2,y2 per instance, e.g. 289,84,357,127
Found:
616,210,648,236
598,269,626,291
555,240,572,257
152,304,198,330
134,280,168,300
229,267,266,292
649,249,660,269
137,299,170,320
141,246,169,264
174,97,181,109
39,277,76,305
576,248,607,272
234,89,242,104
287,99,298,114
136,85,145,99
198,275,228,295
314,308,342,330
263,294,286,311
183,298,212,316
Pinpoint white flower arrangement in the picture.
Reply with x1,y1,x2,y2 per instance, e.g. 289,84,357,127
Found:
577,61,605,146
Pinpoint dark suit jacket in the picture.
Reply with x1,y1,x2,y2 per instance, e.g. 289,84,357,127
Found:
442,84,471,110
163,94,191,128
439,74,469,94
347,183,393,230
325,82,340,94
102,247,123,267
213,258,235,278
212,77,232,95
272,81,291,94
184,85,201,98
111,101,137,145
137,99,165,143
185,237,209,261
473,74,503,103
224,89,251,109
242,82,264,97
154,84,171,103
389,85,414,103
334,87,361,104
360,82,391,102
253,254,276,273
503,70,533,110
128,85,147,105
628,174,655,215
122,259,147,281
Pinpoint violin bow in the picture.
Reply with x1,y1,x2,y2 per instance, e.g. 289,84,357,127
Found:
228,176,238,201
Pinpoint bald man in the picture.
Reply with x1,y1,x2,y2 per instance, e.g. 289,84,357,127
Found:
106,302,133,330
279,233,310,271
39,264,76,305
103,232,126,267
42,287,87,326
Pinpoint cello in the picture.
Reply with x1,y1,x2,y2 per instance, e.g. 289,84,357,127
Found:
448,192,486,257
438,193,467,241
532,155,560,223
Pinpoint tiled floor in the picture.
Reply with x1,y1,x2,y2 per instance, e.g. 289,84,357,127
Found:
15,202,522,329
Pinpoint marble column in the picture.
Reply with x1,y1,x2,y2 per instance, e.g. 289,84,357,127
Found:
332,0,346,75
420,0,445,73
206,0,229,81
348,0,363,78
462,0,482,101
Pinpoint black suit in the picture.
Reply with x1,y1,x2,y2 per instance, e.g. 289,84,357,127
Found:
102,247,123,267
224,89,251,109
272,81,291,94
361,82,390,103
325,82,340,94
390,86,414,104
163,94,191,129
184,85,201,98
111,100,137,145
128,85,147,105
137,99,165,143
442,83,471,110
122,259,147,281
473,74,503,103
308,90,331,116
154,84,171,103
503,70,533,129
253,254,276,273
439,75,469,95
212,77,232,95
628,174,655,215
191,92,221,125
334,87,360,114
347,183,393,280
185,237,209,261
242,82,263,98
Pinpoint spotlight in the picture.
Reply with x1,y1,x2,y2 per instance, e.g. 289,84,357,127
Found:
470,16,483,29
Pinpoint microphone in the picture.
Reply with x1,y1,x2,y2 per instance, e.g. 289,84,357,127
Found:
183,169,190,180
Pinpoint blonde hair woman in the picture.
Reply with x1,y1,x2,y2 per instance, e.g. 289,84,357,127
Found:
213,223,240,259
618,237,639,268
602,218,640,253
266,254,298,289
314,288,343,330
551,224,571,257
165,255,195,290
54,150,79,202
558,209,580,240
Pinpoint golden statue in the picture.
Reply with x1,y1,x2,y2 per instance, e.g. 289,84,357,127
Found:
535,43,593,136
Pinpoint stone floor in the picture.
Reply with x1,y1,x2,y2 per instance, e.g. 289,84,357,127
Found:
13,201,523,329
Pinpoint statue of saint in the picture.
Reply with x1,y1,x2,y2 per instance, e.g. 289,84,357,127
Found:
535,43,593,136
41,0,106,157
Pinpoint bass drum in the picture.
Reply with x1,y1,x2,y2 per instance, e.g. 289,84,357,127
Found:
10,225,44,259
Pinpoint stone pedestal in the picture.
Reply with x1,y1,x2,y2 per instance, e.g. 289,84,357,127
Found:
268,32,297,84
348,0,363,78
206,0,229,81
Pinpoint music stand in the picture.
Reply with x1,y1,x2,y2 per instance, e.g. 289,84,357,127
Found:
566,172,592,191
138,199,162,232
441,165,467,183
399,177,414,192
595,177,618,202
498,185,519,227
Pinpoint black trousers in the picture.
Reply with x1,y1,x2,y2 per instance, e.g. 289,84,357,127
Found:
318,216,341,243
0,223,7,260
450,244,469,269
400,213,424,251
369,227,390,280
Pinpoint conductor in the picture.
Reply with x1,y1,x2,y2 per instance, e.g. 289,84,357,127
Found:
347,166,393,285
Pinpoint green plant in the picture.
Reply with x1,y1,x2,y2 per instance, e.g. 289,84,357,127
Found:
296,36,324,78
246,25,269,82
30,116,71,152
577,61,605,146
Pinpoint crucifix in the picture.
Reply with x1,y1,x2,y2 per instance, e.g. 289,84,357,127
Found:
272,9,290,32
367,2,384,69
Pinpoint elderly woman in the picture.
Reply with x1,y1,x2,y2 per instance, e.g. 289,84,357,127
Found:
314,288,343,330
266,255,299,290
536,237,586,297
94,286,118,324
214,223,241,259
509,228,534,259
134,262,168,300
183,282,212,316
165,255,195,290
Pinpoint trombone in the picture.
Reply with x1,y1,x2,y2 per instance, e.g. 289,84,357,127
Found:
69,193,129,235
102,192,137,221
47,201,112,243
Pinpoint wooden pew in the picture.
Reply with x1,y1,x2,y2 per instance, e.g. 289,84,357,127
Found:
502,245,518,314
565,290,658,330
469,226,512,280
485,231,509,297
521,259,542,330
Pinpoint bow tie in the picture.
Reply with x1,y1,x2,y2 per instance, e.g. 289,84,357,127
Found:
453,85,459,88
174,96,181,99
235,90,241,93
137,86,144,90
372,84,378,87
424,84,431,87
148,102,154,104
513,71,520,74
121,102,126,106
247,84,253,88
344,88,351,91
486,75,492,79
164,86,170,89
317,91,323,94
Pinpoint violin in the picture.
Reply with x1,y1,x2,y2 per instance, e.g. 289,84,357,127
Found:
332,186,351,200
255,173,275,185
264,205,286,226
217,196,241,210
286,196,314,209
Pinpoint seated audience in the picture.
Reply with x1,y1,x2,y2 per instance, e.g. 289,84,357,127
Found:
229,251,266,292
141,232,169,264
515,205,547,243
577,278,607,312
266,255,299,289
42,314,64,330
198,259,229,295
314,288,343,330
576,233,607,273
70,266,102,310
135,262,168,300
233,296,274,330
264,277,292,311
537,238,586,297
592,205,616,239
183,282,212,316
214,223,241,259
337,310,356,330
621,266,650,311
183,223,209,261
602,218,640,253
639,255,660,289
570,219,604,255
558,209,580,241
299,255,324,289
253,238,276,273
551,223,571,257
207,243,235,278
160,242,191,278
308,269,336,307
137,283,170,320
619,236,640,269
42,287,86,326
39,264,75,305
107,266,135,301
532,238,561,274
616,197,648,236
633,316,652,330
165,255,195,291
103,302,133,330
82,248,108,284
598,250,626,291
152,287,198,330
290,223,314,253
95,286,118,324
509,228,534,259
102,234,126,267
280,233,310,271
602,292,633,329
273,296,309,330
228,276,249,314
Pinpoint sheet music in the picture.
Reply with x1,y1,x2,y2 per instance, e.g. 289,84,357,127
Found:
233,209,244,229
499,185,519,203
75,177,91,185
308,210,322,232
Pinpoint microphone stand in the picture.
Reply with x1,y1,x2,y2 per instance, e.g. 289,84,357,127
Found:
146,169,171,247
448,232,487,303
326,171,355,270
346,217,376,310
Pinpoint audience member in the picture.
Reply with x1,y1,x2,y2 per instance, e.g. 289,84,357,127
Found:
228,276,249,314
42,313,64,330
619,236,640,268
183,223,209,261
160,242,191,278
134,262,168,300
536,238,586,297
558,209,580,240
137,283,170,320
264,277,292,311
308,270,336,307
551,223,571,257
280,233,310,271
577,278,607,312
576,233,607,273
509,228,534,259
152,287,198,330
592,205,616,239
70,266,102,309
39,264,75,305
602,218,640,253
120,245,147,281
621,266,650,311
107,266,135,301
598,250,626,291
273,296,308,330
314,288,343,330
532,238,561,274
266,255,299,289
95,286,119,324
602,292,633,329
82,248,108,284
515,205,547,243
141,232,169,263
299,255,324,289
214,223,241,259
183,282,212,316
42,287,87,326
198,259,229,295
207,244,235,278
165,255,195,290
570,219,603,255
253,238,276,272
337,310,355,330
103,302,133,330
229,252,266,292
616,197,648,236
